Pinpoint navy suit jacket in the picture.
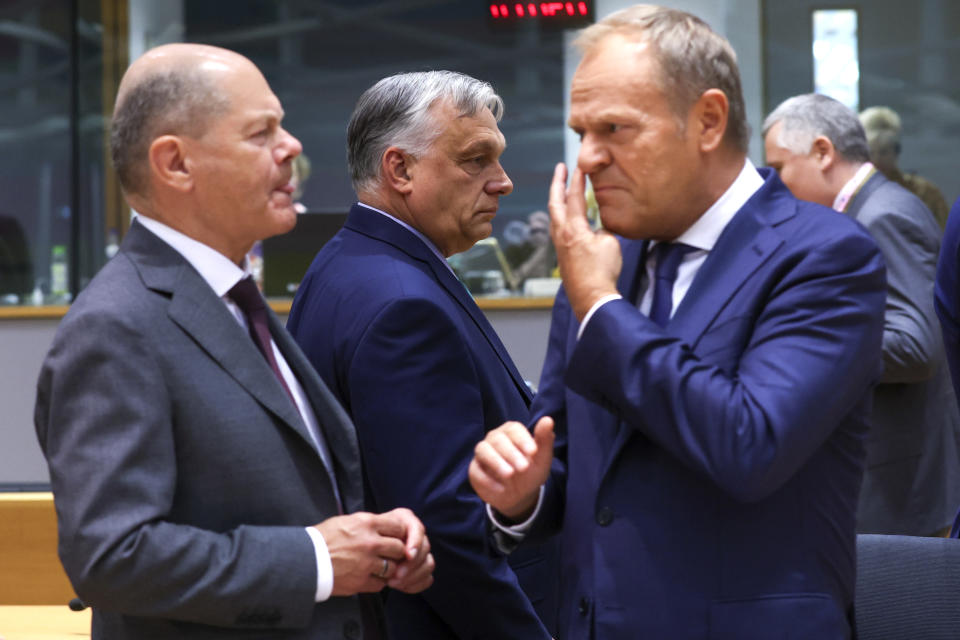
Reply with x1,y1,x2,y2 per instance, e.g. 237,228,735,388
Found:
287,204,558,639
935,197,960,540
935,197,960,409
527,170,886,639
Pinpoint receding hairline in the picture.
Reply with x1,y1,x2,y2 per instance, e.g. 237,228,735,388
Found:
110,44,253,197
115,43,252,110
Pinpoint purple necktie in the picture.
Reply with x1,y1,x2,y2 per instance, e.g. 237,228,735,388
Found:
228,276,296,405
649,243,695,327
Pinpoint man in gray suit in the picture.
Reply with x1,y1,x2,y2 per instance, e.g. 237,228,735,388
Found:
34,43,434,639
764,93,960,536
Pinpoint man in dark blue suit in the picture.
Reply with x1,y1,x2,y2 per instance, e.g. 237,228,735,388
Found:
287,71,557,639
470,6,886,639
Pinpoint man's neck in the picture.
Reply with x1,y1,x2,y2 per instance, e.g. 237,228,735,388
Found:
695,149,747,219
831,161,873,213
831,161,864,192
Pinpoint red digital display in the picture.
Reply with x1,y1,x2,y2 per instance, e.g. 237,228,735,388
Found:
487,1,594,28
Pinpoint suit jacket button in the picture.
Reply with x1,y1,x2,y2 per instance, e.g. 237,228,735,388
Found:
596,506,614,526
578,596,590,616
343,619,361,640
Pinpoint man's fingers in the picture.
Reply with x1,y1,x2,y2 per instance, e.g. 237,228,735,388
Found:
486,428,534,472
566,167,589,226
389,552,436,593
468,456,506,500
393,509,426,559
531,416,556,476
548,162,569,228
532,416,555,455
373,510,422,555
472,440,516,478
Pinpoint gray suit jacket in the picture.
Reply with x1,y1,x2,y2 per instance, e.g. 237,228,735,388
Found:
35,221,372,639
849,172,960,535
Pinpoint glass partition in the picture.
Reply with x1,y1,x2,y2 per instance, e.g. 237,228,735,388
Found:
183,0,566,298
764,0,960,207
0,0,115,306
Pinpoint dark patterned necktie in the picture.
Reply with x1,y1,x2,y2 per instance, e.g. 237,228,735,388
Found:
228,276,296,405
649,243,695,327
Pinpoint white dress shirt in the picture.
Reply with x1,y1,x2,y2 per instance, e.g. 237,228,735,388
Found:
135,214,336,602
578,158,765,335
493,158,765,536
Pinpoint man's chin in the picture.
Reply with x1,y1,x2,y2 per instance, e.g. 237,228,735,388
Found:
262,206,298,240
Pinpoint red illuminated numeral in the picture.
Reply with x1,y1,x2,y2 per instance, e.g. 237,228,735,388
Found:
492,0,588,19
541,2,565,16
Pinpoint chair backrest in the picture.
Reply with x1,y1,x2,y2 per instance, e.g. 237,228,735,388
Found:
855,534,960,640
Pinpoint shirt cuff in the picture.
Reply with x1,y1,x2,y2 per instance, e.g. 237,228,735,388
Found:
486,485,546,540
577,294,623,340
305,526,334,602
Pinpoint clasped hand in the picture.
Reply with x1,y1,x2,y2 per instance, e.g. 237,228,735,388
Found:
314,507,434,596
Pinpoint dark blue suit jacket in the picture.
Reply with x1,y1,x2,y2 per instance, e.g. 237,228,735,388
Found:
935,196,960,540
527,170,886,639
287,204,558,639
936,197,960,413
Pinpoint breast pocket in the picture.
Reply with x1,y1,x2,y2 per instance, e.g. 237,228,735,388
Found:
709,593,849,640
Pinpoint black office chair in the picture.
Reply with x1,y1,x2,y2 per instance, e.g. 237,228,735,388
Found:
855,534,960,640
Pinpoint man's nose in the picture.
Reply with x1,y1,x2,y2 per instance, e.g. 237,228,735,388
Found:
577,134,610,174
486,163,513,195
275,127,303,163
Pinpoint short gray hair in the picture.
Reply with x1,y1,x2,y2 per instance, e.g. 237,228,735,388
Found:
110,68,228,196
574,4,749,153
762,93,870,163
347,70,504,194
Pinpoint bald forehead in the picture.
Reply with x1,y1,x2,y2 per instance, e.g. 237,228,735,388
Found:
117,43,253,106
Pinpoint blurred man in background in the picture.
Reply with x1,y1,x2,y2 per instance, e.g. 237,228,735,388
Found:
765,93,960,537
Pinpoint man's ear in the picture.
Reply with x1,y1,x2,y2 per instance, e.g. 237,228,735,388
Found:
148,135,192,193
811,135,836,171
693,89,729,153
382,146,414,194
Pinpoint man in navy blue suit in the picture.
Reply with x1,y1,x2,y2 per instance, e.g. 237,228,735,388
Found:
287,71,557,639
470,6,886,639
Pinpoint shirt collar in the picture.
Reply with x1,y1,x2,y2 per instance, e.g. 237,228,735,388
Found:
832,162,875,212
134,214,248,297
667,158,765,252
356,202,455,273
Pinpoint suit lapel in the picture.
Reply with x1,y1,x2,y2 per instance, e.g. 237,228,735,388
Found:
668,171,790,347
346,204,533,402
844,171,883,221
270,313,363,512
618,238,647,306
125,222,321,456
604,171,791,471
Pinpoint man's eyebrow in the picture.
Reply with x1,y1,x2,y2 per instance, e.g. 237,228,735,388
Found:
250,109,285,123
461,138,505,155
